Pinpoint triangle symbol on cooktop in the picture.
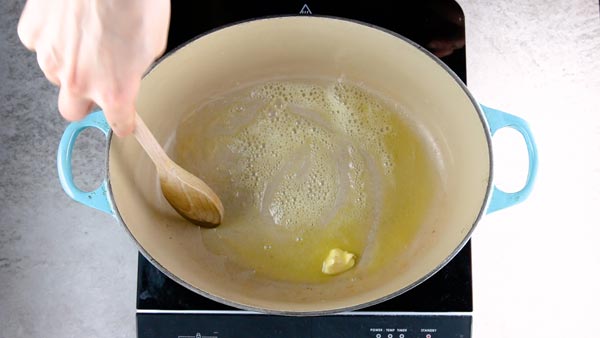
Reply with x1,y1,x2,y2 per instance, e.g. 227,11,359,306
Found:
299,4,312,15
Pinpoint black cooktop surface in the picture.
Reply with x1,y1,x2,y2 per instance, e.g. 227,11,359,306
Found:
138,0,471,315
137,2,472,337
138,243,472,312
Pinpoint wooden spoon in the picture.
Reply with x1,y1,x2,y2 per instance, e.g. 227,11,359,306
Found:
133,113,224,227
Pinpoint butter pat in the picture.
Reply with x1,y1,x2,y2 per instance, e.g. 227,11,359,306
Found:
322,248,356,275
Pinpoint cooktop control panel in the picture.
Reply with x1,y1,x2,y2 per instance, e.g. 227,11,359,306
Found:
137,313,472,338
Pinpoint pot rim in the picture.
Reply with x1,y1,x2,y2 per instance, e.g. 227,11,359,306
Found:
104,15,493,316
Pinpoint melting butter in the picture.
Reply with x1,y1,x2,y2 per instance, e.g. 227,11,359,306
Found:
173,78,441,283
322,248,356,275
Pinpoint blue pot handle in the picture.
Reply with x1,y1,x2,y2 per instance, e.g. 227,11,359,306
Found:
481,105,538,213
57,110,114,215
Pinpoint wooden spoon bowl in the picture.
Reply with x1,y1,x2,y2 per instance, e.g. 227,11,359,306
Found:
133,113,224,227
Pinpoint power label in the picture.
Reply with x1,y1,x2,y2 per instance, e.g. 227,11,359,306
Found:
137,313,472,338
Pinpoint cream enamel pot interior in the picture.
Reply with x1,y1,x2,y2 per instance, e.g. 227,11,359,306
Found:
57,16,537,315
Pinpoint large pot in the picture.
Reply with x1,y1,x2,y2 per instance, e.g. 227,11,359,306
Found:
57,16,537,314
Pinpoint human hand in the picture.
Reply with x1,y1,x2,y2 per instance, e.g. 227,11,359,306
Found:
425,0,465,58
17,0,171,136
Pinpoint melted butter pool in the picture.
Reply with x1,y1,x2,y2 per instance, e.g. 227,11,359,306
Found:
172,78,441,283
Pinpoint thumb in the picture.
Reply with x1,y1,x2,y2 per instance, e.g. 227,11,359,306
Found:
96,80,140,137
103,101,136,137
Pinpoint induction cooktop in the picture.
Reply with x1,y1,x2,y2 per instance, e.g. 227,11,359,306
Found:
137,1,471,337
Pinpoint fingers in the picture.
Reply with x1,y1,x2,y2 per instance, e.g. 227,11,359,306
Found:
102,101,137,137
57,74,139,138
17,0,44,51
17,0,164,138
95,78,140,137
428,38,465,58
147,0,170,59
58,87,94,121
36,46,60,85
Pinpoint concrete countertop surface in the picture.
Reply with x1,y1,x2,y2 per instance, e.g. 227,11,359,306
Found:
1,0,599,337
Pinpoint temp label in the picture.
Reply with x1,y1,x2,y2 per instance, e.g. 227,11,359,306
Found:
137,313,472,338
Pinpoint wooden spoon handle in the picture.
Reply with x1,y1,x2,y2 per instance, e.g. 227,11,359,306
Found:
133,113,171,172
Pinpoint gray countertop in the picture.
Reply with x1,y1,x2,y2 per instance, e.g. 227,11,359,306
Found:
1,1,599,337
1,1,137,336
